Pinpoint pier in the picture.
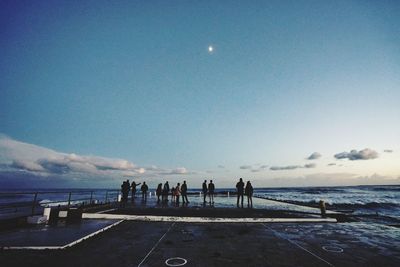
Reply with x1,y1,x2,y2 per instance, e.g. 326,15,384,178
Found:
0,191,399,266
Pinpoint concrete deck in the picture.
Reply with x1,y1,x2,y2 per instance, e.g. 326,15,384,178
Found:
1,220,399,267
0,219,120,249
0,195,398,266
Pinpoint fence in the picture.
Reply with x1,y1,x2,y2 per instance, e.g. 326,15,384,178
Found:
0,189,120,220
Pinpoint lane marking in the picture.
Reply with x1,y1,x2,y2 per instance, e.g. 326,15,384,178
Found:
262,223,335,267
61,220,124,249
96,208,117,214
83,213,336,223
322,245,343,253
165,257,187,266
137,222,176,267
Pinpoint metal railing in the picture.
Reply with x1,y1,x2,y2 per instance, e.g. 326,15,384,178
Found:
0,189,120,219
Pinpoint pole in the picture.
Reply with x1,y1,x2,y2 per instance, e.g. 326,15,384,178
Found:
67,192,72,208
31,192,38,215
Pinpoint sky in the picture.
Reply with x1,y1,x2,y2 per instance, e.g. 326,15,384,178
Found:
1,0,399,188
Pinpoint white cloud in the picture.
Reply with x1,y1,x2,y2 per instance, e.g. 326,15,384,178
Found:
270,163,316,171
11,159,45,172
0,135,191,182
163,167,188,175
334,148,378,160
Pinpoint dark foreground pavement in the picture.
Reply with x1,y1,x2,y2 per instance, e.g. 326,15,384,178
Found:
1,220,399,267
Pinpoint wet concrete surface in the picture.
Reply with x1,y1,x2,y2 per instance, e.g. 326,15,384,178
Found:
120,194,335,215
1,220,399,267
0,219,119,247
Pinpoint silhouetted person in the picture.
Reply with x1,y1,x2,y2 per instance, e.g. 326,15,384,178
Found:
141,182,148,201
181,180,189,204
131,180,141,202
121,179,130,207
120,181,125,206
245,181,253,208
208,180,215,204
236,178,244,208
162,181,170,202
175,183,181,205
156,183,162,203
202,180,208,203
171,187,175,203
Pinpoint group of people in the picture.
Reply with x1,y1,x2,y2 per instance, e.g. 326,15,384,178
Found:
236,178,254,208
120,179,149,207
201,180,215,204
120,178,254,208
155,180,190,205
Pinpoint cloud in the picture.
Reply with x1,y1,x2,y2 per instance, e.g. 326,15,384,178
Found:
217,165,225,168
270,165,302,171
307,152,321,160
304,163,316,168
161,167,188,175
327,163,336,166
145,165,159,171
270,163,316,171
11,159,45,172
334,148,378,161
240,164,269,172
0,135,191,184
239,165,252,170
384,149,393,153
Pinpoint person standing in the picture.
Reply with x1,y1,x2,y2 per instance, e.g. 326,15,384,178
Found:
202,180,208,203
171,186,176,203
181,180,189,204
175,183,181,206
141,182,148,201
245,181,253,208
208,180,215,204
156,183,162,203
162,181,170,202
236,178,245,208
120,180,130,207
131,180,141,202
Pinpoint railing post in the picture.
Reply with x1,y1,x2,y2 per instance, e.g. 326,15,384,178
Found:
90,191,93,204
67,192,72,208
31,192,38,215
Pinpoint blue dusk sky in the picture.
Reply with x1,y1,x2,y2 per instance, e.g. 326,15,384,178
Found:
1,0,399,188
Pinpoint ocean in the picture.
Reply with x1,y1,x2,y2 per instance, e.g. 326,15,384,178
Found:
1,185,399,224
255,185,400,220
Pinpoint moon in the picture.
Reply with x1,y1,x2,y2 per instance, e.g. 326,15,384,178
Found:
208,45,214,53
